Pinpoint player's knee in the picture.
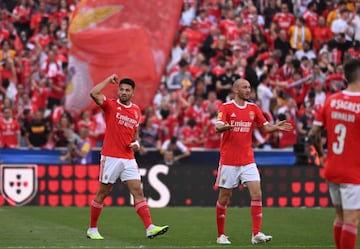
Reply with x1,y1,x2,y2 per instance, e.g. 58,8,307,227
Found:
218,193,232,204
130,185,144,198
250,190,262,200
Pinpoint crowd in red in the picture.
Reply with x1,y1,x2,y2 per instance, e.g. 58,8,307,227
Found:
0,0,359,153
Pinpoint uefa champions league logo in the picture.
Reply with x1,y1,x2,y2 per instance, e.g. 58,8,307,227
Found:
0,165,38,206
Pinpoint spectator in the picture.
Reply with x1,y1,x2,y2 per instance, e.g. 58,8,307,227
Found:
274,112,297,148
326,1,347,26
0,77,17,102
202,103,221,149
263,0,280,29
257,74,275,113
201,24,220,61
296,102,315,142
167,32,189,72
331,8,353,41
197,60,217,94
179,0,196,27
139,115,161,150
52,114,73,147
60,125,92,165
348,8,360,43
76,110,98,147
160,136,190,166
216,60,240,102
294,41,316,61
245,56,259,90
211,55,227,77
274,29,292,66
0,106,20,148
166,59,194,92
272,3,295,32
302,1,318,35
153,84,169,110
179,118,204,148
30,74,48,113
184,95,204,126
24,109,51,149
313,16,333,52
288,17,312,51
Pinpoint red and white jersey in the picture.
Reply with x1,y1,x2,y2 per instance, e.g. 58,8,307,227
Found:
32,33,53,48
48,74,66,100
218,19,236,37
217,101,268,165
314,91,360,184
203,114,221,149
196,16,212,36
0,28,10,44
202,99,222,112
303,10,318,32
184,105,204,126
100,97,141,159
272,13,295,30
12,5,30,23
31,86,48,112
0,118,20,148
180,125,204,148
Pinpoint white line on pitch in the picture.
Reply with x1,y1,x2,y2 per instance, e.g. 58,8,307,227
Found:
0,245,335,249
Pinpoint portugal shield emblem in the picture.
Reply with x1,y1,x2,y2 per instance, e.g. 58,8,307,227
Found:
0,165,38,206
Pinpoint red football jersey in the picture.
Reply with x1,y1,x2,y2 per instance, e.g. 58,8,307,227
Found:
272,13,295,30
217,101,268,165
0,118,20,148
100,97,141,159
314,91,360,184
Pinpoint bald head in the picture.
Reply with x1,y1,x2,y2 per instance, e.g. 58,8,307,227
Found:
233,79,250,89
233,79,251,101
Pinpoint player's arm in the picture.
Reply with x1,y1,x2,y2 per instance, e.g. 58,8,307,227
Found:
308,124,324,158
215,122,233,133
90,74,118,105
262,120,292,133
129,126,140,151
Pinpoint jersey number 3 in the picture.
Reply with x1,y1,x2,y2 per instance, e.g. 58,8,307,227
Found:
332,124,346,155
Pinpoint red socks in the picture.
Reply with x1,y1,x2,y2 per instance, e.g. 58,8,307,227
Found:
134,200,153,228
90,200,103,228
251,200,262,235
340,223,358,249
333,221,343,249
216,201,227,237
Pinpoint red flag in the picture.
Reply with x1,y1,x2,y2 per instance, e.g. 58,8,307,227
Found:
65,0,183,111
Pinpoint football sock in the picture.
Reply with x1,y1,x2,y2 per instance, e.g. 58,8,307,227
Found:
340,223,357,249
216,200,227,237
251,200,263,235
90,200,103,228
333,221,343,249
134,199,153,228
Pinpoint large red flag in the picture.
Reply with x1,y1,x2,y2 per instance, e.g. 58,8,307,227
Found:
65,0,183,112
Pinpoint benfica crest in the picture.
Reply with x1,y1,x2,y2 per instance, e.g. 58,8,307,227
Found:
0,165,38,206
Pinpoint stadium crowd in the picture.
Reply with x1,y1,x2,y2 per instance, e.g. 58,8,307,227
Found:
0,0,359,160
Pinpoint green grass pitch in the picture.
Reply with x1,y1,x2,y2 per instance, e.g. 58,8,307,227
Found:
0,206,358,248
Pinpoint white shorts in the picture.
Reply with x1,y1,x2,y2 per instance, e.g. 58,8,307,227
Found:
99,155,141,184
328,182,360,210
215,163,260,189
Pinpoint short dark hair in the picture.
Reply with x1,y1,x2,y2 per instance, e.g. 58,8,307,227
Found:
344,59,360,84
119,78,135,88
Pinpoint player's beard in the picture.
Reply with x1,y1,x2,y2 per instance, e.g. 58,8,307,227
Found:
120,95,130,104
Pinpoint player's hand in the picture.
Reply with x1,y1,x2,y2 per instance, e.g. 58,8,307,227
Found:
276,120,293,131
109,74,118,84
129,140,140,151
319,155,327,167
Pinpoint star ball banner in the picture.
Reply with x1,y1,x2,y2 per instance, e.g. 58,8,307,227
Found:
66,0,183,112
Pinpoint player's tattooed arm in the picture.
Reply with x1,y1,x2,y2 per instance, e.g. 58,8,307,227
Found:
215,122,233,133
